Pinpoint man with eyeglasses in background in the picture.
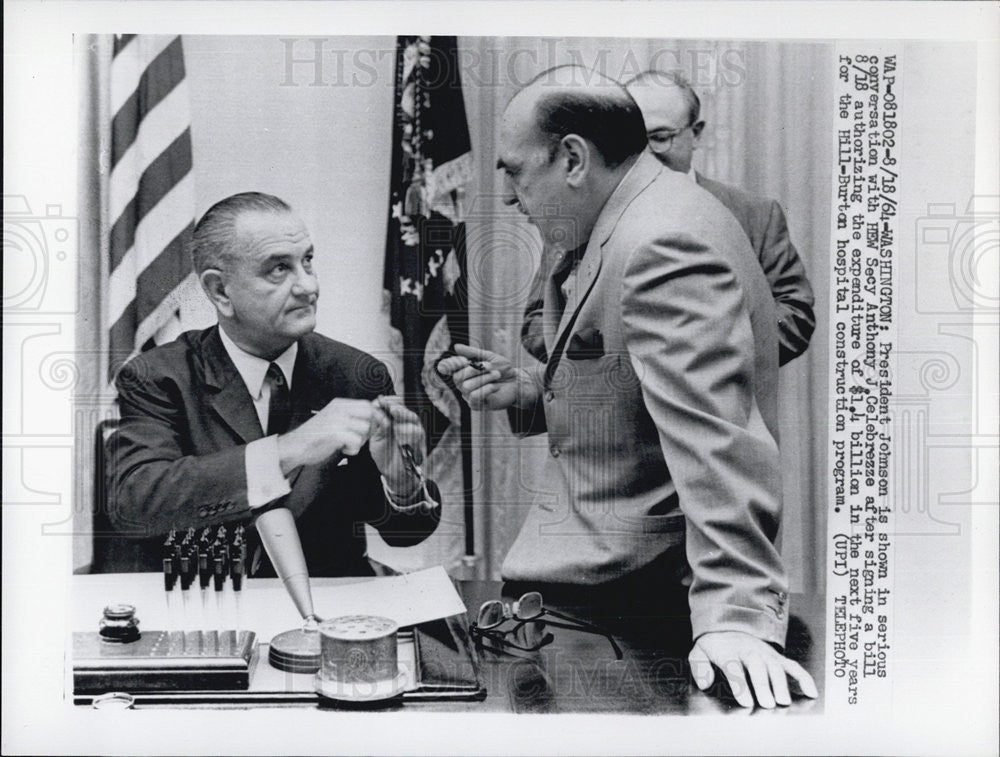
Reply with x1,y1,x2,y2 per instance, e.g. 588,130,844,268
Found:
521,69,815,369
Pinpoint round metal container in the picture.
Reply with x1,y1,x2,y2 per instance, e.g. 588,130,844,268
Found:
268,628,322,673
315,615,404,701
317,615,398,685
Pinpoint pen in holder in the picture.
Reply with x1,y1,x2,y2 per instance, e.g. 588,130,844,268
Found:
255,507,324,673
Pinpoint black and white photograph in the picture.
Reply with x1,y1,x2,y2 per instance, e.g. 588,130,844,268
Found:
3,2,997,755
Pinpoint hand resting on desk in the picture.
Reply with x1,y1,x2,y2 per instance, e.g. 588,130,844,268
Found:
689,630,819,709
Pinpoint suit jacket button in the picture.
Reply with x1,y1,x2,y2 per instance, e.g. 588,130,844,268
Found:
550,445,561,458
545,390,555,402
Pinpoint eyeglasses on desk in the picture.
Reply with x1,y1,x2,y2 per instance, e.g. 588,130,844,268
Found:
470,591,623,660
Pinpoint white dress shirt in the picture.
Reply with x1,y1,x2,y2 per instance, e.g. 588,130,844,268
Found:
218,328,435,513
218,327,296,509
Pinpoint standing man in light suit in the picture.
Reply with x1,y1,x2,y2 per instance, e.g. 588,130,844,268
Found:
522,69,815,368
439,67,817,708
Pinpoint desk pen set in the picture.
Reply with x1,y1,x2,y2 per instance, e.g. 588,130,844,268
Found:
70,506,486,705
72,526,257,695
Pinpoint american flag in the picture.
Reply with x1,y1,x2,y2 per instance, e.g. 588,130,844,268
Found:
383,36,475,567
107,34,197,380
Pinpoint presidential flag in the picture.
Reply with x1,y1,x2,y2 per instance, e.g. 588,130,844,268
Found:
383,36,475,564
107,34,197,380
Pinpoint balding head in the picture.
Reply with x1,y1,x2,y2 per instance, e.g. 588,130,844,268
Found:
622,70,705,174
497,66,647,250
512,65,648,168
624,70,701,125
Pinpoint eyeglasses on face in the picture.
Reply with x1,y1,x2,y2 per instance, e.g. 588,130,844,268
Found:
646,121,701,153
473,591,622,659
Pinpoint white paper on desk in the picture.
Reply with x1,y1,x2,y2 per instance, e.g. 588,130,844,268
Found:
311,566,466,627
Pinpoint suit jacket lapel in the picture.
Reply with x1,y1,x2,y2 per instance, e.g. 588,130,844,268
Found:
552,239,601,346
202,326,265,444
542,260,562,355
284,334,353,492
546,153,663,373
289,334,333,427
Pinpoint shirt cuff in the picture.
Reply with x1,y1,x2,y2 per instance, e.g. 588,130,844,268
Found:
380,474,440,513
690,598,790,649
245,436,291,509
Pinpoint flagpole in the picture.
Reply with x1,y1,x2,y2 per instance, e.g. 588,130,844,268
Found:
460,398,475,560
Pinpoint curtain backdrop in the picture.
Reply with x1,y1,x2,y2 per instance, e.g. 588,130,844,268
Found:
457,37,832,593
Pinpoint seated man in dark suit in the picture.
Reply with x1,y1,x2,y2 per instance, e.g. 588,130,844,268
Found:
104,191,440,576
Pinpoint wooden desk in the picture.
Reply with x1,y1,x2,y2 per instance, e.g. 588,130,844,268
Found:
71,574,823,715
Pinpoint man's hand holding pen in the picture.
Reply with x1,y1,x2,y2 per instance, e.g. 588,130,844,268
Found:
274,394,428,500
437,343,538,411
368,396,427,500
276,398,376,473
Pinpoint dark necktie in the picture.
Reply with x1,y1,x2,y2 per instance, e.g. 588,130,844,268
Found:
550,243,587,320
249,363,292,577
265,362,291,436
